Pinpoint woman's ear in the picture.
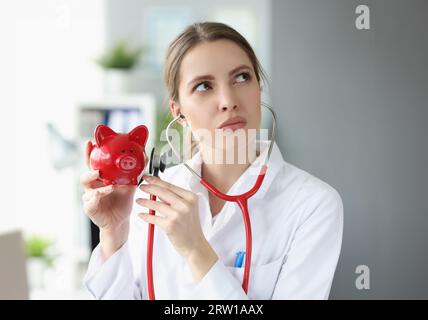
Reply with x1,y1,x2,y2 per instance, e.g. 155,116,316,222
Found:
169,99,186,126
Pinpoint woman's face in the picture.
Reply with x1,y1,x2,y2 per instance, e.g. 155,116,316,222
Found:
171,39,261,152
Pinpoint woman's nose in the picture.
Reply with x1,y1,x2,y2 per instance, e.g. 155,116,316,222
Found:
218,87,239,112
220,104,238,112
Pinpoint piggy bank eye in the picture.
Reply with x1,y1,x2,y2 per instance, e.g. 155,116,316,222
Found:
130,150,134,153
121,149,125,153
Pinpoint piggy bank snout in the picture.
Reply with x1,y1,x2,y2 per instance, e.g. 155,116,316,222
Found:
116,155,138,171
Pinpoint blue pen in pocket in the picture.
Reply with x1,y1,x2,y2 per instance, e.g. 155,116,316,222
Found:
234,251,246,268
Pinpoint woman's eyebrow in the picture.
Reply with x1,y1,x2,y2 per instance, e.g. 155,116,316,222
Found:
187,64,252,88
228,64,252,76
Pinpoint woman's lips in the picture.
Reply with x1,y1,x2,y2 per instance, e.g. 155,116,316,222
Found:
220,122,246,131
218,116,247,131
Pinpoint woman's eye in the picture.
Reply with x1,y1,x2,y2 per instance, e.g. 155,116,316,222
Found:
195,82,211,92
236,72,250,83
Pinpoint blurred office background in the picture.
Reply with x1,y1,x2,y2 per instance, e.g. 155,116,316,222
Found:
0,0,426,299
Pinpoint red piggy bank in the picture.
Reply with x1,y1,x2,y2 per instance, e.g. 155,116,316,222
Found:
89,125,148,185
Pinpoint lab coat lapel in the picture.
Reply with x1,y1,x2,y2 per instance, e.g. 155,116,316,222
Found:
207,141,274,236
178,141,285,240
181,152,215,235
212,141,286,238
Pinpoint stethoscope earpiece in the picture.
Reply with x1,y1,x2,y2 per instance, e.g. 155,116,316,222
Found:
179,113,188,128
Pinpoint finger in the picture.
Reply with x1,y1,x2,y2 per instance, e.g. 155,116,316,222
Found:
83,185,113,202
138,213,168,229
142,175,195,202
135,198,176,217
82,192,91,202
111,184,137,194
96,185,114,197
83,194,100,216
139,184,182,207
144,151,149,168
85,140,93,169
139,185,190,212
83,185,114,214
80,170,100,190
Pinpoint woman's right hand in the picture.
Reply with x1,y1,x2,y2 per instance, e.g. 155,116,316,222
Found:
80,140,138,259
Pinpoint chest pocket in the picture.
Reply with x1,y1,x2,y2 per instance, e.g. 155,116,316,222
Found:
226,255,284,299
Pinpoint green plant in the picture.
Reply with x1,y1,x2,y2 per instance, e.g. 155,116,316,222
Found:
96,39,143,70
154,107,183,151
25,235,56,267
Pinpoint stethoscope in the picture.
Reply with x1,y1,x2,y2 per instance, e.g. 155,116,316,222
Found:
144,102,277,300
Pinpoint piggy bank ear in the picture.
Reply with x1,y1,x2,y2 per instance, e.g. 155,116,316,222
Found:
129,125,148,146
95,125,117,146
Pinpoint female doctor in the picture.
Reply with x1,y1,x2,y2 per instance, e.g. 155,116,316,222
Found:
81,22,343,300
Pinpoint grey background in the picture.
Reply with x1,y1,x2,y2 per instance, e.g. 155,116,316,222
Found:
272,0,427,299
105,0,428,299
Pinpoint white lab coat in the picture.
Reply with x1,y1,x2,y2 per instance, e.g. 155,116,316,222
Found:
84,141,344,300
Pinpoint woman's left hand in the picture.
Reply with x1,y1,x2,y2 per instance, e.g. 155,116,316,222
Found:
136,175,217,264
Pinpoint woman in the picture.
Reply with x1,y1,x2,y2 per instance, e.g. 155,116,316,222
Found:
82,22,343,300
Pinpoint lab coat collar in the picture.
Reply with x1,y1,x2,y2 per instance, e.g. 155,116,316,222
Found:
176,140,285,239
182,140,285,201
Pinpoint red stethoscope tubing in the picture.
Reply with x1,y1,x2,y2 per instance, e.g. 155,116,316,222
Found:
146,164,267,299
147,194,156,300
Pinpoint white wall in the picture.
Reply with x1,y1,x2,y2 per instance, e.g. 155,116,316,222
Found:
1,0,105,294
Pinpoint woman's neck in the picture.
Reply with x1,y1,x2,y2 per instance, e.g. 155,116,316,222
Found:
200,143,259,194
